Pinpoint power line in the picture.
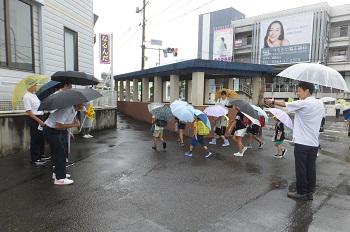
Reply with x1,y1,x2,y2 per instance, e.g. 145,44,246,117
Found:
147,0,187,21
148,0,217,26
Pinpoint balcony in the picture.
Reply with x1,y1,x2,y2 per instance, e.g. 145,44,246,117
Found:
264,83,350,99
234,37,252,49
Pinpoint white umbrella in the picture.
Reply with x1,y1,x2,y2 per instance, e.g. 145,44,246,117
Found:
320,97,336,103
277,63,349,92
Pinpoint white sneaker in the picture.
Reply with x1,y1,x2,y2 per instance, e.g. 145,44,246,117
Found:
246,144,253,149
241,146,248,155
82,135,90,139
54,178,74,185
222,140,230,147
233,152,243,157
87,134,94,138
52,173,71,180
209,140,216,145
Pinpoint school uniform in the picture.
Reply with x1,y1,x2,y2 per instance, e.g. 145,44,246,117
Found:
286,96,325,195
44,106,77,180
23,91,45,163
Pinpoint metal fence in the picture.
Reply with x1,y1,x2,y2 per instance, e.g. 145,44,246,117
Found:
0,90,117,113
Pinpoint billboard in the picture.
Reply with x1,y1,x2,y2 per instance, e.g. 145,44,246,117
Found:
259,13,314,65
213,27,233,62
99,33,111,64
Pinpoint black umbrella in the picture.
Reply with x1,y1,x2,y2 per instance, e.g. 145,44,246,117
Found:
51,71,100,86
36,80,64,100
228,99,260,122
38,89,102,111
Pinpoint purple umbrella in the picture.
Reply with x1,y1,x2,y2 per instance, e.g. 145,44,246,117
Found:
204,105,228,117
268,108,293,129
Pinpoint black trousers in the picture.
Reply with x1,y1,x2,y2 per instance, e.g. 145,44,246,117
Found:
294,143,318,195
44,127,67,180
27,117,45,163
336,109,340,118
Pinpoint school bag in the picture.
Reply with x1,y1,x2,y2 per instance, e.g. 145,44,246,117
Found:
155,119,167,127
197,121,210,135
259,115,265,127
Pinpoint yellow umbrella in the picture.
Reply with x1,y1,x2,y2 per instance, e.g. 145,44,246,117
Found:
12,74,49,109
215,88,240,101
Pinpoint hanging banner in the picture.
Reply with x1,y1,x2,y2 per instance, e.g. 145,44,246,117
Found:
99,33,111,64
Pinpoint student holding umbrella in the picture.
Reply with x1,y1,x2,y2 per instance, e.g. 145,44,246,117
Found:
266,82,325,201
40,89,102,185
15,76,49,166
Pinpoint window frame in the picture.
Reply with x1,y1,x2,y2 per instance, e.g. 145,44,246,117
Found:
64,27,79,71
1,0,35,72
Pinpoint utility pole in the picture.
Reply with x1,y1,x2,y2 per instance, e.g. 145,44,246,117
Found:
141,0,146,70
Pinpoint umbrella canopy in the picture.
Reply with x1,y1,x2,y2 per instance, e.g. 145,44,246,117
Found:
36,80,64,100
215,89,239,101
51,71,100,86
193,109,211,130
150,105,173,121
228,99,259,120
277,63,349,92
170,100,189,112
320,97,336,103
251,105,269,122
12,75,49,108
204,105,228,117
39,89,102,111
343,108,350,120
267,108,293,129
172,105,195,123
148,102,164,112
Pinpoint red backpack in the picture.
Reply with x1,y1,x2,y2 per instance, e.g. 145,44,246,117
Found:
259,116,265,127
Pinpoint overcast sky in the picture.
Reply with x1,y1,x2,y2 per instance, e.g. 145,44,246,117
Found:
93,0,349,78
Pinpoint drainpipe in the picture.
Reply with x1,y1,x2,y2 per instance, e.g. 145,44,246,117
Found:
36,1,45,74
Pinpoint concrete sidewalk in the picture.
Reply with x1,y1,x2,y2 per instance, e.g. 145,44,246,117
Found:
0,113,350,232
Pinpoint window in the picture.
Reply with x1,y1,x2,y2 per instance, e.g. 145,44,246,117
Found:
0,0,34,71
340,25,348,37
64,27,78,71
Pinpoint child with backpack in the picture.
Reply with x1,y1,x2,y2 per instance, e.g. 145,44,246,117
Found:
184,116,212,158
151,116,167,150
273,118,287,158
209,115,230,147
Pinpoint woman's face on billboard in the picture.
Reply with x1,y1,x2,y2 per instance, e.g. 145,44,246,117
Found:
268,23,281,42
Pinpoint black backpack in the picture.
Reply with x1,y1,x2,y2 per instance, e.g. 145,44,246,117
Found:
156,119,167,127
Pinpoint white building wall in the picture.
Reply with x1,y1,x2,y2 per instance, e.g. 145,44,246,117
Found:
0,0,94,109
42,0,94,75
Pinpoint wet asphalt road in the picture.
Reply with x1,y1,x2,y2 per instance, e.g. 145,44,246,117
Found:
0,113,350,232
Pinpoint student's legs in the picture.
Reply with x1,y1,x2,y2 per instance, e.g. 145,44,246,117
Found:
236,136,244,152
179,129,184,143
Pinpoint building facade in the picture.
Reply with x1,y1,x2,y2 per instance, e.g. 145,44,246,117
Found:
198,2,350,100
0,0,95,110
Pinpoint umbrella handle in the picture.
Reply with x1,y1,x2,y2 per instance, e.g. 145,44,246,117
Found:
79,115,87,132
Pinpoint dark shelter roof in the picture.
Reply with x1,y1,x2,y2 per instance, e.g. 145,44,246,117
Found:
114,59,275,81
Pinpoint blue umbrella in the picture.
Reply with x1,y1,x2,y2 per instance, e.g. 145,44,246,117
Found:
193,109,211,130
36,80,63,100
172,105,195,123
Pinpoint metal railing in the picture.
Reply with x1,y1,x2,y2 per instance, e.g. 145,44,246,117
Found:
0,90,117,113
